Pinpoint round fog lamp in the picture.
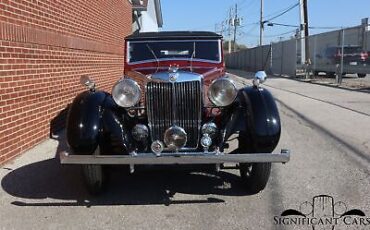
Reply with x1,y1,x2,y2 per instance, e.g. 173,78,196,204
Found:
208,78,237,106
132,124,149,142
164,126,187,150
201,134,212,148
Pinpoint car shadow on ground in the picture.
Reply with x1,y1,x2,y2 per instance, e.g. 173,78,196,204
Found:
1,132,253,207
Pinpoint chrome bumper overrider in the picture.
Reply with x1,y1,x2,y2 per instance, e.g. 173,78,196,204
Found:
59,149,290,165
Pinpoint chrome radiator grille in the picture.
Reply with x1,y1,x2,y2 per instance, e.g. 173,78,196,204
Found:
146,81,202,148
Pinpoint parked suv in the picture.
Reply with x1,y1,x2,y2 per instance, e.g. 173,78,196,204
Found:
314,45,368,78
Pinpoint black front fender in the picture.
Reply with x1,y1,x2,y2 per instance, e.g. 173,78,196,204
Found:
66,90,133,156
225,86,281,153
66,91,107,155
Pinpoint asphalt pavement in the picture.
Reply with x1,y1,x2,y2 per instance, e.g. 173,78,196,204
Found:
0,70,369,230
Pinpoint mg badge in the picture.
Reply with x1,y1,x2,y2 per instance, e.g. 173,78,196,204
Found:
169,73,178,82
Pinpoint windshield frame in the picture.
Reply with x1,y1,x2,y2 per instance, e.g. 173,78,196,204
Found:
126,39,222,65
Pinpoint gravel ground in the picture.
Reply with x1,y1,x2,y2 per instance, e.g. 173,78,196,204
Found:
298,73,370,93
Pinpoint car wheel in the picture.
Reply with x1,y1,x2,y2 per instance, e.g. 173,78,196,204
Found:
357,73,366,78
81,147,106,195
237,132,272,194
239,162,271,194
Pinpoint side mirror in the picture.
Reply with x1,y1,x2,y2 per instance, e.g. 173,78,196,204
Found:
253,71,267,87
80,75,96,91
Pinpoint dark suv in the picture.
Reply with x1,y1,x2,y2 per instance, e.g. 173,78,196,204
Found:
314,46,368,78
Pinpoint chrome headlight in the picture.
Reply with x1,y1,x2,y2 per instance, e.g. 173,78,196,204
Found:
208,78,237,106
112,78,141,108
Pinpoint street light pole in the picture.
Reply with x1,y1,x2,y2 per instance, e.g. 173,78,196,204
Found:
233,4,238,52
259,0,264,46
299,0,310,79
228,7,232,53
299,0,305,66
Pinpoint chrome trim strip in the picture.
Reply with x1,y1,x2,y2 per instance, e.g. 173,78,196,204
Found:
60,150,291,165
171,81,177,125
128,58,222,65
132,66,216,71
150,71,203,83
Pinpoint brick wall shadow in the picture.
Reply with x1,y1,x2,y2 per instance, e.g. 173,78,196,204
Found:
50,105,70,139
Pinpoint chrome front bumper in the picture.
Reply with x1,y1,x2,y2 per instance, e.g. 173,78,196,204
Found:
59,149,290,165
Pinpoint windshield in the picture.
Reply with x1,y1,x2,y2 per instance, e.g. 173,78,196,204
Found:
127,40,221,63
343,47,362,54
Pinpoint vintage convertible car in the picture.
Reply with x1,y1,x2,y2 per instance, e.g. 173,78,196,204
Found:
60,31,290,194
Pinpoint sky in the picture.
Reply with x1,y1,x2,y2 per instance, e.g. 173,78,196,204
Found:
160,0,370,47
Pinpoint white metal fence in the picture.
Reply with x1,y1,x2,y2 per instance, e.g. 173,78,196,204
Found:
225,24,370,77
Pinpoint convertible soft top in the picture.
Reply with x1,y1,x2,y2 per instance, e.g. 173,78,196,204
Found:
125,31,223,41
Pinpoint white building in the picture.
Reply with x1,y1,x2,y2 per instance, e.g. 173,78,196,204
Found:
132,0,163,32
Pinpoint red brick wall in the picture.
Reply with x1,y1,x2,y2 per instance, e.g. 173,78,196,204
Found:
0,0,132,165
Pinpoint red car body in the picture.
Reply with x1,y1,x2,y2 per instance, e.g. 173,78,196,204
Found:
124,31,226,114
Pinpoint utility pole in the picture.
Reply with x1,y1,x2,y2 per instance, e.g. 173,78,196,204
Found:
233,4,238,52
299,0,310,78
303,0,310,66
299,0,305,66
230,4,243,52
215,22,226,37
259,0,264,46
233,4,240,52
228,7,232,54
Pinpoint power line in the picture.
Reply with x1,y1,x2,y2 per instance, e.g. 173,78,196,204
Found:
267,22,344,30
264,29,297,38
267,22,298,28
238,0,259,11
240,2,301,26
241,24,260,37
243,29,296,38
264,2,299,22
239,22,260,28
263,2,299,19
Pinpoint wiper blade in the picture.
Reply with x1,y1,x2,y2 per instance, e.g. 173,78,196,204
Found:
146,44,160,73
190,42,195,72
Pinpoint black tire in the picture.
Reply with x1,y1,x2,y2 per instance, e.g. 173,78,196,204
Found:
239,163,271,194
81,147,106,195
237,132,272,194
357,73,366,78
